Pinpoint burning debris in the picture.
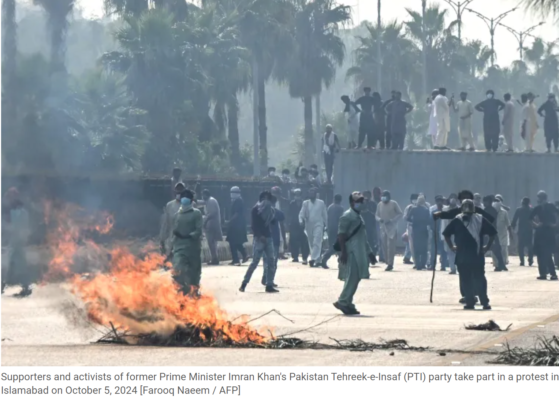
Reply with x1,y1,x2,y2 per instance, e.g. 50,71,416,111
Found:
465,320,512,332
493,336,559,366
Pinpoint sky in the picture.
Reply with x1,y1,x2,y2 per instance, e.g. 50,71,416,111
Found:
74,0,558,66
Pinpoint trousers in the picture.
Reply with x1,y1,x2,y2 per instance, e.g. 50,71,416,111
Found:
518,234,533,265
173,248,202,295
338,260,362,307
431,238,448,269
445,241,457,273
306,224,324,262
289,224,309,261
457,263,489,307
380,230,397,266
229,241,247,264
459,119,475,149
242,238,276,287
412,230,428,269
324,153,334,183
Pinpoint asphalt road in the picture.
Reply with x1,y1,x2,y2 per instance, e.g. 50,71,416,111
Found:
2,256,558,366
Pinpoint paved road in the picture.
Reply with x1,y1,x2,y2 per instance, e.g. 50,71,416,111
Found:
2,257,558,366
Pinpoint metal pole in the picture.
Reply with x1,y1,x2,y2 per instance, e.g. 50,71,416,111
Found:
490,20,495,66
252,57,260,177
457,2,461,42
422,0,427,96
377,0,382,93
519,32,524,60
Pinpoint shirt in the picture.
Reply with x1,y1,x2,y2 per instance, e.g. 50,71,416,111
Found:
327,203,344,236
530,203,558,228
376,200,403,238
455,100,473,119
355,95,375,113
251,204,272,238
511,206,533,235
443,215,497,266
476,98,505,122
502,101,515,129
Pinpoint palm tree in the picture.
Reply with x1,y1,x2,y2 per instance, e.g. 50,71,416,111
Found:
282,0,350,163
461,40,493,78
524,38,559,94
33,0,76,74
2,0,17,138
103,0,150,17
523,0,559,19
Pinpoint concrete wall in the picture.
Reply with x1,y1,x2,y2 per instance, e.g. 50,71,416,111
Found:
334,149,559,209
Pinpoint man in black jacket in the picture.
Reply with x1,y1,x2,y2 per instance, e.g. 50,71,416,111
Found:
511,197,534,266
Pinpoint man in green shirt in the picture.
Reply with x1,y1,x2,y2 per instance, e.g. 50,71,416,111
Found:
172,189,203,296
334,192,377,315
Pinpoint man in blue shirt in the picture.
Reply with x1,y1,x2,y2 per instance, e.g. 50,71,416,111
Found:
262,195,286,287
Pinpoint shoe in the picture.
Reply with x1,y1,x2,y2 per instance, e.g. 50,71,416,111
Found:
292,259,299,263
502,267,509,271
403,258,413,265
415,267,425,271
347,306,360,315
440,268,447,272
482,305,492,310
309,260,315,268
433,146,441,150
242,257,250,264
265,286,279,293
333,301,353,315
520,262,525,267
459,297,478,304
463,305,475,310
458,147,466,151
302,260,308,265
239,283,246,292
529,261,533,267
537,276,547,280
550,276,558,281
262,281,278,287
385,265,393,271
15,287,32,297
322,263,330,269
449,271,457,275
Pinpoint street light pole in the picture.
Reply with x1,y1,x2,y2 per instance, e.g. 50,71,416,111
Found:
466,6,517,66
442,0,475,42
422,0,427,96
497,22,544,61
377,0,382,93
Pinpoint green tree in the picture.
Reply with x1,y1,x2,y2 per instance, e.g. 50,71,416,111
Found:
2,0,18,144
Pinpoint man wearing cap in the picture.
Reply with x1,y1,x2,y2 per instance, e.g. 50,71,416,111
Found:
160,182,186,259
172,189,203,296
334,192,377,315
376,190,403,271
531,191,558,280
299,187,328,268
288,189,310,264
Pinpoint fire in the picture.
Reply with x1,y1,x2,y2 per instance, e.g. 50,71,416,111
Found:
44,202,268,345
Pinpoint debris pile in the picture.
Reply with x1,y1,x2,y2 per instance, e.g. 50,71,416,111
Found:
493,336,559,366
465,320,511,331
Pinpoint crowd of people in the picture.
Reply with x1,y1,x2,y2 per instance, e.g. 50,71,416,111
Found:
3,182,558,316
341,87,559,153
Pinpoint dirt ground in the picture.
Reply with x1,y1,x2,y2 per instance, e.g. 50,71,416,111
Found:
2,255,558,366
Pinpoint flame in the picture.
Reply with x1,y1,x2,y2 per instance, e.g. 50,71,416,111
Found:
44,202,268,345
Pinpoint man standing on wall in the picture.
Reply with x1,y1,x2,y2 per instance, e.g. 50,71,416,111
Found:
502,93,516,152
453,92,475,151
525,93,539,152
475,90,505,152
299,187,328,268
433,88,452,150
341,95,360,149
376,190,403,271
538,93,559,153
355,87,376,149
202,189,223,266
385,91,414,150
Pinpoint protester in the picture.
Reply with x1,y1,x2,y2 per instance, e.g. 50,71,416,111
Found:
266,166,281,183
240,191,278,293
341,95,360,149
322,194,344,269
530,191,558,281
443,199,496,310
355,87,375,149
226,186,248,266
1,188,31,296
288,189,310,264
160,182,186,259
281,169,292,184
376,190,403,271
383,91,397,149
453,92,475,151
511,197,534,267
372,92,386,148
441,193,460,274
492,199,512,266
475,90,505,152
262,195,285,287
525,93,539,152
361,190,378,268
482,195,508,271
406,195,431,270
385,91,414,150
429,195,449,271
322,124,341,184
172,189,203,296
434,88,452,150
372,186,385,262
426,89,439,147
538,93,559,153
202,189,223,266
474,193,484,210
403,193,419,265
299,187,328,268
334,192,377,315
502,93,515,152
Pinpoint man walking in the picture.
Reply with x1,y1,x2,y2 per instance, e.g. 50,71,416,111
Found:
288,189,309,264
441,193,460,274
262,195,285,287
493,199,512,266
511,197,534,267
483,195,508,271
434,88,451,150
531,191,558,281
172,189,203,296
443,199,497,310
376,190,403,271
454,92,475,151
406,195,431,270
299,187,327,268
334,192,377,315
429,195,449,271
538,94,559,153
502,93,515,152
240,191,279,293
403,193,419,265
322,194,345,269
202,189,223,266
475,90,505,152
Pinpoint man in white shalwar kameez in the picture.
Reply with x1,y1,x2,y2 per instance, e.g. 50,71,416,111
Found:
299,187,327,268
160,182,186,257
434,87,451,149
426,89,439,146
492,201,512,265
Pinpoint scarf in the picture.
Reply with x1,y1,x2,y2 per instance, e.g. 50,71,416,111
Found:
257,200,274,227
323,132,336,154
456,213,482,254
